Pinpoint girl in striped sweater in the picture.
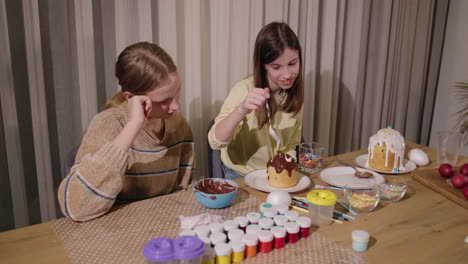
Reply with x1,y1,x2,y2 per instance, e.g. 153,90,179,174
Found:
58,42,195,222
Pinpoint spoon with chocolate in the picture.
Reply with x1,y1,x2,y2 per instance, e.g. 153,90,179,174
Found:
336,159,373,178
265,100,281,153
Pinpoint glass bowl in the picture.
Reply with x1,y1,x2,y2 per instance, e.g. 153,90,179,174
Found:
343,183,380,213
372,176,408,203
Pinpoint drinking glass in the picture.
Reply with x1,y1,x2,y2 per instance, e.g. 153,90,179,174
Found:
437,131,463,165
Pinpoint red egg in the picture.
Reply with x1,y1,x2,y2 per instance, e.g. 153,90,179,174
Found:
459,163,468,176
464,186,468,199
451,173,468,188
438,163,454,178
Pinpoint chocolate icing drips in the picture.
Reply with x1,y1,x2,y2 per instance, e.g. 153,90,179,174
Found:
267,153,298,177
195,179,236,194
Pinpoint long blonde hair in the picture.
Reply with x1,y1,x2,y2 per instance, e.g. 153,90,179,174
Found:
105,42,177,109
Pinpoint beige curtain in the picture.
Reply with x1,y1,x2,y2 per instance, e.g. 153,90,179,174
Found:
0,0,447,230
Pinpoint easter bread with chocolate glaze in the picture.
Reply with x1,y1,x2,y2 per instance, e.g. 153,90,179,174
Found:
267,153,299,188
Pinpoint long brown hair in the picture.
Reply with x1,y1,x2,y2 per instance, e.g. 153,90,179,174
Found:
253,22,304,128
105,42,177,109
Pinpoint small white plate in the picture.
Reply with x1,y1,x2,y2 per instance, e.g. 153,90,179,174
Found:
354,154,417,174
244,169,311,193
319,166,385,189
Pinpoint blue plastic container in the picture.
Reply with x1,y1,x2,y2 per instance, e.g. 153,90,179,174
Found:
193,179,238,209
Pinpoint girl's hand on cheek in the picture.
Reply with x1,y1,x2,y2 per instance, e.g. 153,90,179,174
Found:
239,88,270,115
127,95,152,130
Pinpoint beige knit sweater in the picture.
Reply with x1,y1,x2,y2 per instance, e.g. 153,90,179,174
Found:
58,102,194,222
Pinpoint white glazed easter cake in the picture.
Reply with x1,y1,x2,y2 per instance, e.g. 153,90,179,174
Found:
366,127,405,172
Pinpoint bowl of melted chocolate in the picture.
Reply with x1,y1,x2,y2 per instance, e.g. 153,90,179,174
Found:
193,178,238,209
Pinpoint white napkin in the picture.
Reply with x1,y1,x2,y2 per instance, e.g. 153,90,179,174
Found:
179,213,223,230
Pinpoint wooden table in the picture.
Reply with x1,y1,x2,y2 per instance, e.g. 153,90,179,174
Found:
1,142,467,263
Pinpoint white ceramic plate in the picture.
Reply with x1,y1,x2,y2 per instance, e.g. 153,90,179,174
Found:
319,166,385,189
354,154,417,174
244,169,311,193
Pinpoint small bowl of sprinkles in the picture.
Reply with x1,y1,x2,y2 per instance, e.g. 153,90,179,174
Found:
372,176,408,203
344,183,380,213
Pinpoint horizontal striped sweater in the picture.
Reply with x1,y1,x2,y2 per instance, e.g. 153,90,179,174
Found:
58,103,194,222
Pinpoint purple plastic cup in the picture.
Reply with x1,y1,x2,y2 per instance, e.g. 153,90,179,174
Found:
142,237,175,264
173,236,205,264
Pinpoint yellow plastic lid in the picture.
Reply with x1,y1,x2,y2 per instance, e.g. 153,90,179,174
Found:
306,190,337,206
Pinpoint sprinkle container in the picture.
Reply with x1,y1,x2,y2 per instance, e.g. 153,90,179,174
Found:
299,142,326,173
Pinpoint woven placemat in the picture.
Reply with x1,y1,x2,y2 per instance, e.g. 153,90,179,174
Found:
51,188,367,264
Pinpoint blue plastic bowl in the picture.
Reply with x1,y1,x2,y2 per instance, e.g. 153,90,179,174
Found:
193,179,238,209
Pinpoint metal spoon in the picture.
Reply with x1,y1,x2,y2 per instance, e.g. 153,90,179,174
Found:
336,159,373,178
265,101,281,152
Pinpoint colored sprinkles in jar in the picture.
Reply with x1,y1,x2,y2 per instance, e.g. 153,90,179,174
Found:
299,153,323,169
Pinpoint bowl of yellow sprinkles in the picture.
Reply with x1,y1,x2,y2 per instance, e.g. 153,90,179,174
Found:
344,183,380,213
